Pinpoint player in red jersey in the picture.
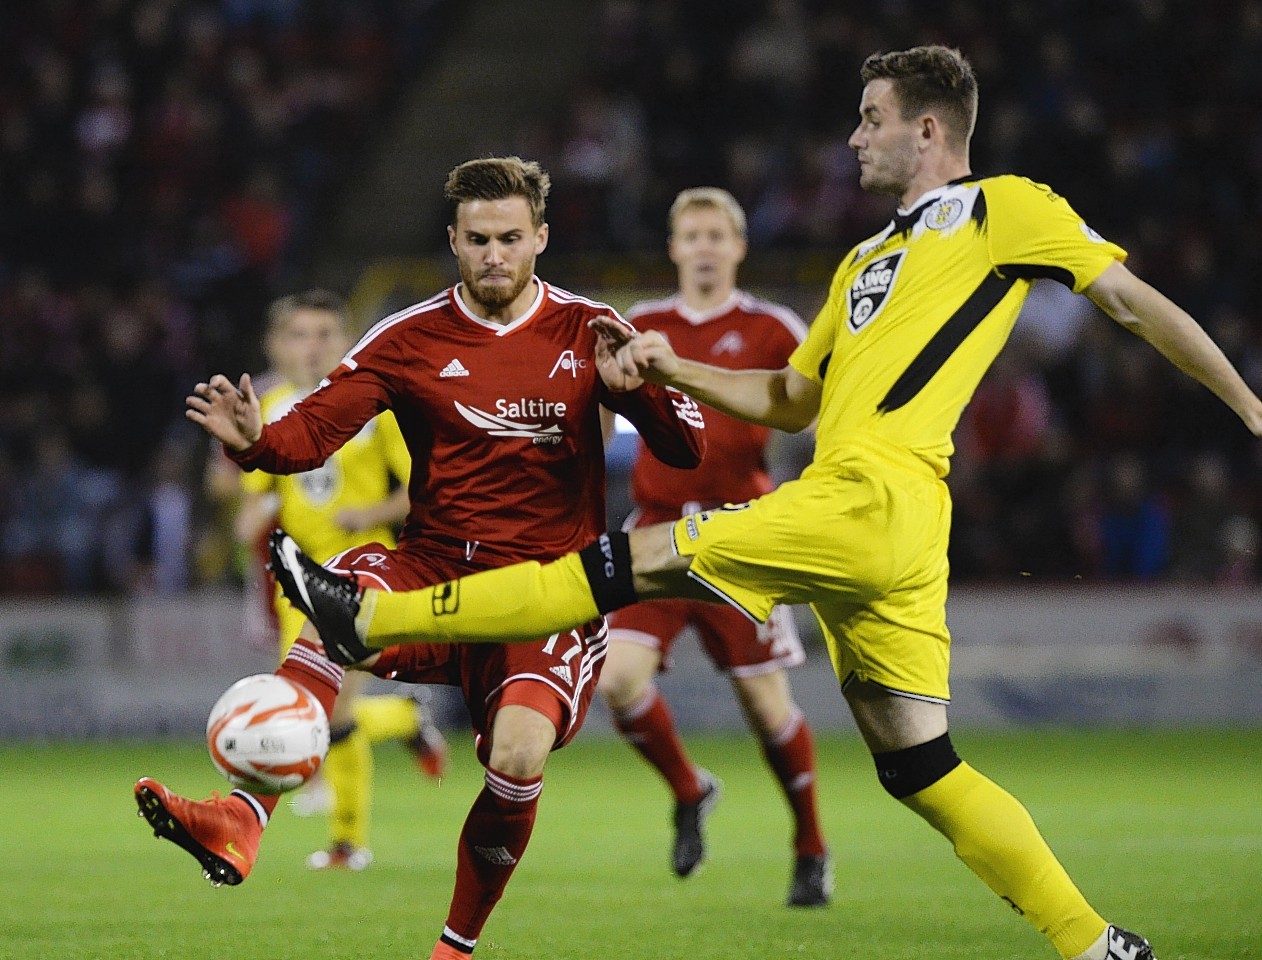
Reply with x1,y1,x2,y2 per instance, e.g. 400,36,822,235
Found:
598,188,831,905
136,156,705,960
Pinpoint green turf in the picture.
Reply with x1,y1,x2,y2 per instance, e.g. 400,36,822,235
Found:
0,729,1257,959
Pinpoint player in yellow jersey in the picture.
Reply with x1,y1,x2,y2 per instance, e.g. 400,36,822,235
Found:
238,289,448,870
265,47,1262,959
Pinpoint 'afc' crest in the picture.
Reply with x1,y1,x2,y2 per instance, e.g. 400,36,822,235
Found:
549,350,588,378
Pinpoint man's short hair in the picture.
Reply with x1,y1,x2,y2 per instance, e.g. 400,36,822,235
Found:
669,187,748,239
860,45,978,149
266,289,349,335
445,156,551,228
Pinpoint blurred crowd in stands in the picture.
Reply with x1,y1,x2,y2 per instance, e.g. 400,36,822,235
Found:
4,0,1262,595
0,0,445,593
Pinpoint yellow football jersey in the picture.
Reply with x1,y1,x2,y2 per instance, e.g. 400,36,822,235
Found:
241,381,411,562
791,175,1126,478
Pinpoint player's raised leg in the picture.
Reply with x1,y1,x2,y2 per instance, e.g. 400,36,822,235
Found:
136,625,345,884
268,521,702,661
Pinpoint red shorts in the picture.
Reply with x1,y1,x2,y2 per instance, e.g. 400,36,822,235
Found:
609,506,804,677
324,542,606,754
607,601,801,678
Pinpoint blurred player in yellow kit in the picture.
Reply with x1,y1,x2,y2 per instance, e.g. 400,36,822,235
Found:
235,289,448,870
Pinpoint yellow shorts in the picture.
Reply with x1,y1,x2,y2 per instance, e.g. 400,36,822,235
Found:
671,449,953,702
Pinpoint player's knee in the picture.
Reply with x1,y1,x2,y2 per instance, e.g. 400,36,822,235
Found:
733,673,794,737
872,732,961,800
488,705,558,778
597,663,647,712
598,641,659,711
488,733,551,779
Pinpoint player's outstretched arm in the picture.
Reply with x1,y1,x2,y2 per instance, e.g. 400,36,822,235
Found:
1085,261,1262,436
186,373,263,452
589,317,821,432
670,360,821,433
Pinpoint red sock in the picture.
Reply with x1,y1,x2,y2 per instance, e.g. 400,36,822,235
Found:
443,767,542,948
761,707,826,857
613,685,703,804
243,638,344,818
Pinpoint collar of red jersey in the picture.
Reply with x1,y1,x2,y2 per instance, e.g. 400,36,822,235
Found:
675,290,743,326
450,276,547,335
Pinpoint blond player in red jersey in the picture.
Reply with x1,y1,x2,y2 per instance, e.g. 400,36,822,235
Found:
598,188,831,905
137,156,705,960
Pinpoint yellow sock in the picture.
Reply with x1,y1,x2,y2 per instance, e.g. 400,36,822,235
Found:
353,694,419,743
324,726,372,849
902,762,1106,958
360,552,599,648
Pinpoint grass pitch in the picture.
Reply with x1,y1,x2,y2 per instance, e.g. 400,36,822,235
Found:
0,728,1257,960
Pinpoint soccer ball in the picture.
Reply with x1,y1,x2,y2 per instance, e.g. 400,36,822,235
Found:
206,674,330,795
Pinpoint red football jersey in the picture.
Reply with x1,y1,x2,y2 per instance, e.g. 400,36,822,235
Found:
230,280,704,565
625,291,806,511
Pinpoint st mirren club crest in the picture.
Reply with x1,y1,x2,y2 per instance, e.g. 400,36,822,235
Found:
847,249,906,333
924,197,964,230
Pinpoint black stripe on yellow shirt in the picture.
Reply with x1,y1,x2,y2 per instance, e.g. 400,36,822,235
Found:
877,272,1017,414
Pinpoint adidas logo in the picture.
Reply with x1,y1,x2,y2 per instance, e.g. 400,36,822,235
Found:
474,845,517,866
440,358,469,378
549,664,572,686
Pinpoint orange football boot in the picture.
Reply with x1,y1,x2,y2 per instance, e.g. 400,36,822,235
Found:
134,777,262,886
